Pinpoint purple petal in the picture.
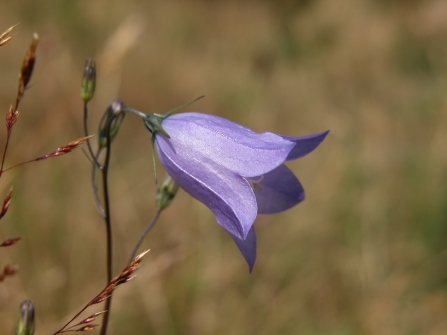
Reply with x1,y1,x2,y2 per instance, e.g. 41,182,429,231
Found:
281,130,329,161
228,226,257,272
155,133,257,240
161,113,295,178
251,164,305,214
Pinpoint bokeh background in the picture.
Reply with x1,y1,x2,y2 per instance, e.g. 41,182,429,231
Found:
0,0,447,334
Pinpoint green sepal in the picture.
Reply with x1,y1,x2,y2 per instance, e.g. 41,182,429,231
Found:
156,174,179,210
143,113,170,139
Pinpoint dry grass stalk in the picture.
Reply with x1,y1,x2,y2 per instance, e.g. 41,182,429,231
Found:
72,325,99,332
93,249,149,303
0,36,12,47
2,136,94,173
0,237,20,247
15,33,39,110
53,250,149,334
34,136,94,161
0,263,18,282
1,32,40,174
0,24,18,47
0,187,12,219
5,105,19,134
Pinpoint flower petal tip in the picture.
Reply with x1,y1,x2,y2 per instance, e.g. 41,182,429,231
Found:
282,129,329,161
229,226,257,272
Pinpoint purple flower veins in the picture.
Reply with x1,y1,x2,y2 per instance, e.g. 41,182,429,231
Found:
146,111,328,272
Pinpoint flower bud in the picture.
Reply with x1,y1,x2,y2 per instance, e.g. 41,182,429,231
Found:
15,300,35,335
81,59,96,102
156,174,179,210
98,100,125,148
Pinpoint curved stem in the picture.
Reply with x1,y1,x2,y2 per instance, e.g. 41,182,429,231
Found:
52,299,93,335
121,108,147,119
84,102,102,168
128,209,161,264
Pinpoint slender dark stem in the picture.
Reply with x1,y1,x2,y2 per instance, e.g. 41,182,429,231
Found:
129,209,161,264
81,148,96,165
91,149,105,218
2,156,34,172
0,102,18,176
99,117,114,335
83,101,102,168
0,129,12,176
0,77,33,176
83,98,110,334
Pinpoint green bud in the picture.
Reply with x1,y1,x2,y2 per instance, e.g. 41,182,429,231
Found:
156,174,179,210
15,300,35,335
81,58,96,102
98,100,125,148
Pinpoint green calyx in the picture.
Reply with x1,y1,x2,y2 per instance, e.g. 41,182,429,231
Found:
156,174,179,210
143,113,170,139
120,95,204,183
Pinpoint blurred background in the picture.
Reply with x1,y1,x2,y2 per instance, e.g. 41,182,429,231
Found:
0,0,446,334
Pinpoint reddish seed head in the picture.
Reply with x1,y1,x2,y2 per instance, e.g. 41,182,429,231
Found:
5,106,19,132
0,187,13,220
0,263,18,281
0,237,20,247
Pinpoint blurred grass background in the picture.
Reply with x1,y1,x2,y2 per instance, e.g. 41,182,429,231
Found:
0,0,447,334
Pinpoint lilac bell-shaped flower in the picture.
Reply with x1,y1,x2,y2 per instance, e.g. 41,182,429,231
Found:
124,103,328,271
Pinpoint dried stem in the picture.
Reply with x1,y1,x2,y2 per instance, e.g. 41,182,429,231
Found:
0,237,20,247
15,33,39,112
0,264,18,282
0,33,38,175
0,187,13,220
52,251,149,334
0,107,18,176
2,136,93,173
0,24,18,46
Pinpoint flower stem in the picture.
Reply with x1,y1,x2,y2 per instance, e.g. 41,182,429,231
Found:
128,209,161,264
91,149,105,218
84,101,102,169
121,108,147,119
82,97,112,335
99,115,114,335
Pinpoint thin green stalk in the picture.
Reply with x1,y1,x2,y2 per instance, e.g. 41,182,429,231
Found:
84,101,102,169
128,209,161,264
